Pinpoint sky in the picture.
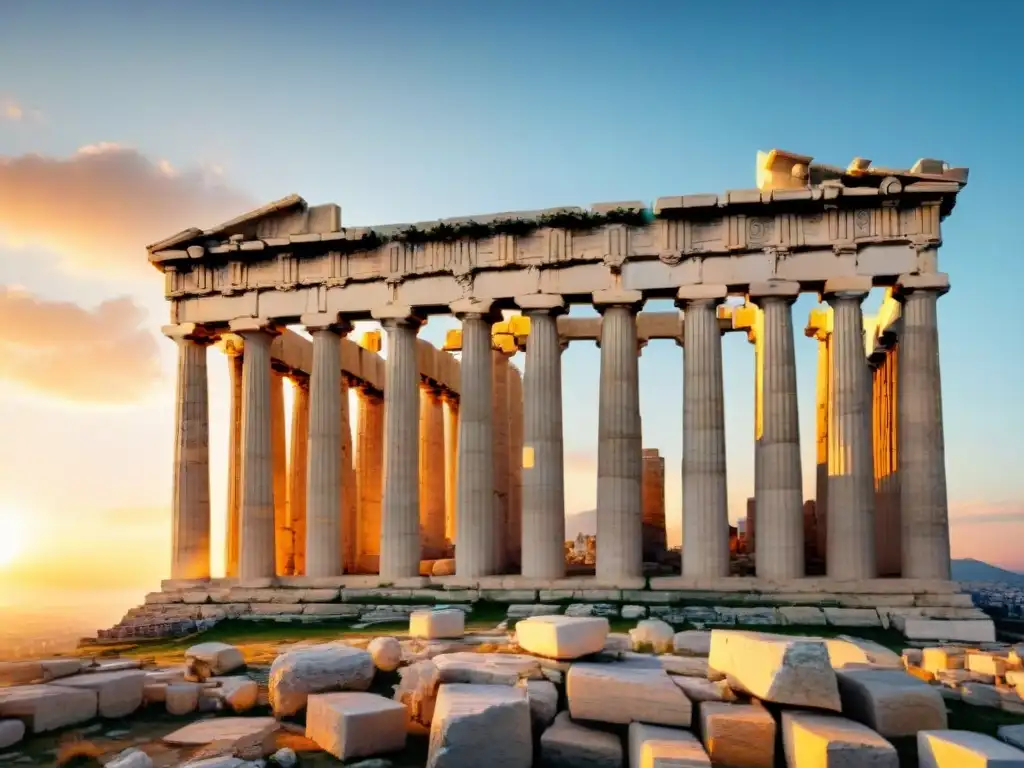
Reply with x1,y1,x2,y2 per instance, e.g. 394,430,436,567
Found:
1,0,1023,613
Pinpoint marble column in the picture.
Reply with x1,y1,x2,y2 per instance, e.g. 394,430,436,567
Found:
506,365,524,572
230,319,279,579
165,324,213,580
451,301,496,577
442,392,459,547
301,316,347,578
374,308,423,579
897,273,951,580
340,376,358,573
356,388,384,572
871,338,901,578
808,315,832,565
750,282,804,580
594,289,644,582
824,277,876,580
270,370,289,575
517,295,566,580
223,337,244,578
288,375,310,576
492,350,511,573
677,286,730,578
419,383,447,560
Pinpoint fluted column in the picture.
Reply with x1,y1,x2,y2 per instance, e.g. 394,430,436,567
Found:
230,319,279,579
288,376,310,575
517,295,566,579
419,384,447,560
442,392,459,547
223,337,244,578
340,376,358,573
806,311,833,566
451,300,496,577
374,308,423,579
677,286,730,578
751,282,804,580
356,388,384,572
301,315,348,577
492,350,511,573
164,324,213,580
824,277,876,580
506,365,524,572
270,370,289,575
897,273,951,580
594,289,644,581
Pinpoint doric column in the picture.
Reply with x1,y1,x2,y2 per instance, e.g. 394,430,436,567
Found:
419,383,447,560
517,294,566,580
824,277,876,580
300,314,349,577
451,300,496,577
373,307,424,579
594,289,644,581
677,285,730,578
491,350,511,573
805,309,833,566
222,336,244,578
340,375,358,573
229,318,280,579
506,364,524,572
356,387,384,572
750,281,804,580
288,375,310,576
164,323,214,581
270,369,289,575
442,392,459,547
871,333,901,578
896,273,951,580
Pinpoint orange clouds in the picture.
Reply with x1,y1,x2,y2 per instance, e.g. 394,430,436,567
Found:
0,285,162,403
0,143,253,275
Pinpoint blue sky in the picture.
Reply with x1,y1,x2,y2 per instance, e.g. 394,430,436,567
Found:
1,0,1023,579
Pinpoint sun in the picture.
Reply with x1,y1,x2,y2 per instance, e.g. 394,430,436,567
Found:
0,508,26,567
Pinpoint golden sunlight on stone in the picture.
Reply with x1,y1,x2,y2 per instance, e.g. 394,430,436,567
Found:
0,506,26,567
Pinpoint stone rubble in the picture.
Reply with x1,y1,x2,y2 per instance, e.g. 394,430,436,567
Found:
305,691,407,760
427,683,532,768
268,644,375,717
515,615,609,659
540,711,623,768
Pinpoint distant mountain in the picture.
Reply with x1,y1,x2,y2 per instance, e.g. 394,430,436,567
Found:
952,558,1024,585
566,509,596,538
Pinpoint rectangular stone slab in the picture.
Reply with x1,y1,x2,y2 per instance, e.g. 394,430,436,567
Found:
918,729,1024,768
629,722,710,767
0,685,98,733
567,663,691,727
516,615,609,660
781,712,898,768
306,692,407,761
427,684,532,768
836,668,947,738
58,670,146,718
700,702,775,768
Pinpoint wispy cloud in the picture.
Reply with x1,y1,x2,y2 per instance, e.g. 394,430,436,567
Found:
949,501,1024,525
0,143,253,276
0,285,162,403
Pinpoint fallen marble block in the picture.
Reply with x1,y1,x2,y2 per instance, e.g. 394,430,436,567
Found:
629,722,710,768
629,619,675,654
0,659,85,686
540,711,622,768
673,630,712,657
394,660,441,730
433,652,541,685
900,618,996,643
826,637,903,669
165,683,201,716
781,712,898,768
410,609,465,639
269,644,375,717
658,655,709,678
0,719,25,750
368,636,402,672
709,630,841,711
671,676,736,704
701,702,775,768
961,682,1002,708
58,670,146,718
968,652,1009,678
427,684,531,768
210,676,259,713
1000,724,1024,751
918,729,1024,768
922,647,966,675
836,668,947,738
306,692,407,761
0,684,97,733
516,615,609,660
567,663,691,727
163,716,279,746
517,679,558,730
185,642,245,676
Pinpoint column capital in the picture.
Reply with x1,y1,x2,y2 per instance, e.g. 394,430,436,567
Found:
227,317,282,336
822,276,872,301
593,288,644,313
895,272,950,300
748,281,800,306
300,312,352,334
515,294,566,314
371,304,425,328
449,298,500,322
675,284,728,308
162,323,218,344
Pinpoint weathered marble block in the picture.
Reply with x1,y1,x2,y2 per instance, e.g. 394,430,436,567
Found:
672,630,712,657
433,653,541,685
671,676,736,704
0,685,98,733
165,683,201,715
540,711,622,768
306,692,407,761
516,615,608,660
836,668,947,738
567,663,691,727
781,712,898,768
969,652,1009,678
629,619,675,653
268,645,375,717
517,679,558,730
918,729,1024,768
701,702,775,768
58,670,146,718
427,684,532,768
923,647,966,675
629,722,710,768
410,609,465,639
185,642,245,676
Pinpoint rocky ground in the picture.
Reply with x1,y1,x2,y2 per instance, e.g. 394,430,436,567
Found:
2,609,1024,767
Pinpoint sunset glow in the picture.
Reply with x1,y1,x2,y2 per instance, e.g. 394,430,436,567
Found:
0,506,26,567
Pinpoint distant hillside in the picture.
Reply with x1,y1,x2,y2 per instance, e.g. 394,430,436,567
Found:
952,558,1024,585
566,509,596,538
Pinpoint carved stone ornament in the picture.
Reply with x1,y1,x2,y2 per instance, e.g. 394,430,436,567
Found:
658,250,683,266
